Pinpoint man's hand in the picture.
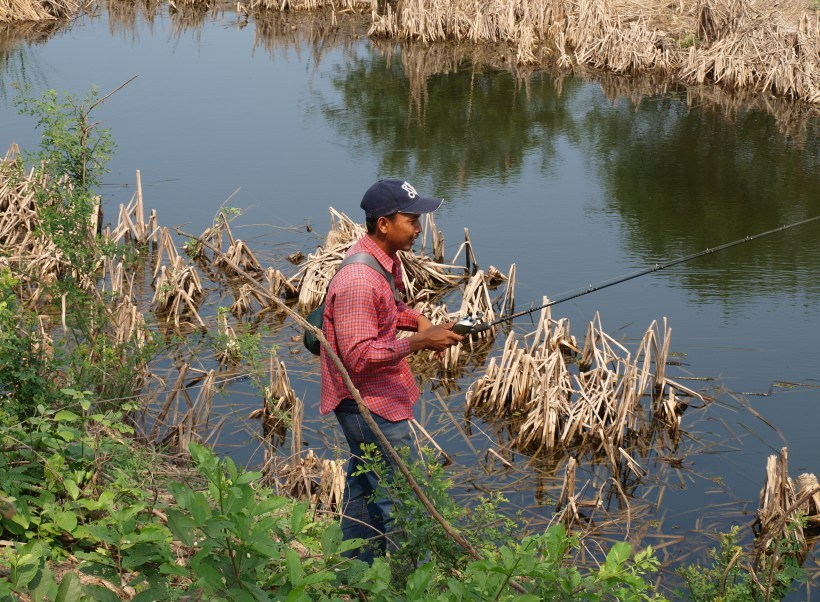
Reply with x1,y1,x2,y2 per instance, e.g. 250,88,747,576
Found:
417,315,434,333
409,320,463,353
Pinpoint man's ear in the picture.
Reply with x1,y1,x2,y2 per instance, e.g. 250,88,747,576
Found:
377,215,391,234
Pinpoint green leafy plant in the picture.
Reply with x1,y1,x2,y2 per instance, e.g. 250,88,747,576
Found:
5,86,158,413
0,269,59,415
160,441,376,600
358,445,667,600
678,525,807,601
679,33,701,49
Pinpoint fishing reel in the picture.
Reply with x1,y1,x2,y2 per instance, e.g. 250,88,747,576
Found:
453,313,488,335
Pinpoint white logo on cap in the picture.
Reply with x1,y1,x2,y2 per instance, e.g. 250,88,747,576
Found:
401,182,418,198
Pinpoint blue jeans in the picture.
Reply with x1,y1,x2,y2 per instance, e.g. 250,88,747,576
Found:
334,399,416,565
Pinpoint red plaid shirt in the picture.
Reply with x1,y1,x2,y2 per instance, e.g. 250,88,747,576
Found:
320,235,422,421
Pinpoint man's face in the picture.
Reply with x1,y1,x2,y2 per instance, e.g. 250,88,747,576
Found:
381,212,422,253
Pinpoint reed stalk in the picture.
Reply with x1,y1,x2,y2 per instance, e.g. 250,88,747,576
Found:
0,0,78,23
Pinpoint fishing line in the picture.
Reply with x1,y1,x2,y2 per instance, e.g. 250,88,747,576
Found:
455,213,820,335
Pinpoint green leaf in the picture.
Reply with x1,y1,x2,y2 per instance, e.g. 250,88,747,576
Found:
191,560,224,592
121,546,165,570
64,479,80,501
54,410,80,422
235,471,261,486
285,584,309,602
289,501,307,535
82,584,120,602
29,564,57,602
159,562,189,578
55,572,84,602
189,492,212,524
237,577,271,602
133,586,171,602
188,442,210,467
166,509,197,547
605,541,631,568
285,548,304,585
321,523,342,557
54,510,78,534
252,496,289,516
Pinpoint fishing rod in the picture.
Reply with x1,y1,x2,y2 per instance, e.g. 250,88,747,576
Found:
453,213,820,335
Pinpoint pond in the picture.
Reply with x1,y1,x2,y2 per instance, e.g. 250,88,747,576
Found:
2,3,819,595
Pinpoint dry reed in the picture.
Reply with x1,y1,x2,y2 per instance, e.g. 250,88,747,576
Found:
249,355,298,446
0,0,78,23
0,144,102,300
466,305,700,469
152,227,207,330
242,0,370,13
156,368,221,454
364,0,819,103
753,447,820,587
107,170,160,247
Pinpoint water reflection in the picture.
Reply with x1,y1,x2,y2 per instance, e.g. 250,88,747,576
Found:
324,52,579,195
0,22,57,100
320,44,820,304
575,90,820,302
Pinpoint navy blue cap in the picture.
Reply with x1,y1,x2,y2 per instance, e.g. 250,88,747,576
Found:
360,179,443,219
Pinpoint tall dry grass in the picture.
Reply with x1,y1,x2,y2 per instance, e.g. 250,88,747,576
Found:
0,0,78,23
363,0,820,103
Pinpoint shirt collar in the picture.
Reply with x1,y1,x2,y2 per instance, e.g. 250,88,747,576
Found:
359,234,398,273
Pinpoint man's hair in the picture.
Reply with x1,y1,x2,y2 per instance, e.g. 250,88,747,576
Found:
365,212,396,234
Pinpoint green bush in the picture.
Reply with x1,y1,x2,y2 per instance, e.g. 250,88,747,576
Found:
358,445,667,600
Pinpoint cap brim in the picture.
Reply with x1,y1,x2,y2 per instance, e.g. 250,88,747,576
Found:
401,196,443,215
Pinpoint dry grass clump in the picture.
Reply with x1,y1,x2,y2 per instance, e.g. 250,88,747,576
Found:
149,368,223,454
251,364,345,512
183,212,295,316
680,2,820,102
466,306,700,460
152,227,207,330
753,447,820,584
0,145,103,300
103,0,163,34
403,265,512,378
107,171,160,247
371,0,562,64
0,145,39,253
249,8,368,61
249,356,298,446
0,0,78,23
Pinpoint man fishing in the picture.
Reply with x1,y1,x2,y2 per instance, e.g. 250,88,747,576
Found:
320,179,463,564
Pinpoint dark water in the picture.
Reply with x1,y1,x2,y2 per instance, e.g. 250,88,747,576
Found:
2,4,819,593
